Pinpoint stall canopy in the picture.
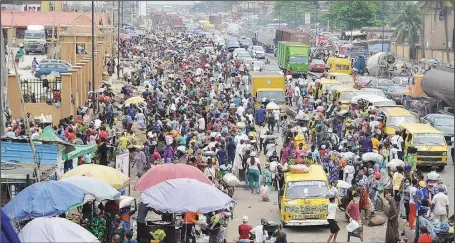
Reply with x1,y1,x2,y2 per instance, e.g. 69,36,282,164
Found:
1,209,20,243
63,144,97,160
38,126,66,144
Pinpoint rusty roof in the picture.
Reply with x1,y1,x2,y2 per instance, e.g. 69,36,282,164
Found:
1,10,111,28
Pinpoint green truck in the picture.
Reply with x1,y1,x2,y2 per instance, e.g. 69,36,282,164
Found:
277,41,310,78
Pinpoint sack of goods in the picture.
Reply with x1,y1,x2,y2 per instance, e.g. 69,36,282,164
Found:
222,173,240,187
236,122,246,129
361,152,384,163
260,185,271,200
289,164,309,173
119,196,135,209
388,159,405,171
165,135,173,145
340,152,356,162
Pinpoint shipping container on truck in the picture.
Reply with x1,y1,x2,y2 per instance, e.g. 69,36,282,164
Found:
277,42,310,78
274,28,311,46
209,15,222,26
172,17,184,28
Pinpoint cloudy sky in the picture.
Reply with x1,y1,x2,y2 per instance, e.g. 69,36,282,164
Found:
147,1,196,5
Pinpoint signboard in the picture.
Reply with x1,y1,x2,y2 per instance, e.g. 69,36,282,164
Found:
115,152,130,176
304,13,311,24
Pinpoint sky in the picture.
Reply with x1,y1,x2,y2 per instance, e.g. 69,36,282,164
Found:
147,1,196,5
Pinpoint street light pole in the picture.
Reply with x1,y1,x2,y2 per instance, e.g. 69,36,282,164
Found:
381,0,385,52
91,0,95,113
117,0,120,79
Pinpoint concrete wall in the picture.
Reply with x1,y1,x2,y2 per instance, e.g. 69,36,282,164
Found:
7,49,104,124
391,42,454,63
423,13,454,51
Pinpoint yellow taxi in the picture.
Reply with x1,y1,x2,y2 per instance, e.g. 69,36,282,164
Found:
330,86,358,110
279,165,330,226
327,57,352,75
398,123,448,170
378,107,418,136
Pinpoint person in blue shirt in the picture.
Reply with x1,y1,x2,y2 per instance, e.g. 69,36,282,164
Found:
142,87,151,99
216,144,228,165
233,96,241,107
301,86,307,97
256,106,266,125
127,105,136,120
125,115,133,131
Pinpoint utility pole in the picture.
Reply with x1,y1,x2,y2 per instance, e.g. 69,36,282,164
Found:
381,0,385,52
117,0,120,80
0,36,6,137
91,0,96,114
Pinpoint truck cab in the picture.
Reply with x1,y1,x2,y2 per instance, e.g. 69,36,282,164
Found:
279,165,330,227
398,123,448,170
24,25,47,55
277,41,310,78
249,71,286,116
327,57,352,75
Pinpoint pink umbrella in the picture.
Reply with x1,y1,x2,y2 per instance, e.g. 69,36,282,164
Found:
134,163,211,191
119,33,131,40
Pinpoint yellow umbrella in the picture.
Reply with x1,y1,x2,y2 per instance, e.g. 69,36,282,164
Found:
125,96,145,106
60,164,130,189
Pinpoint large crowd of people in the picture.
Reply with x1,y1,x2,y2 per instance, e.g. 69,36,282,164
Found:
3,25,452,243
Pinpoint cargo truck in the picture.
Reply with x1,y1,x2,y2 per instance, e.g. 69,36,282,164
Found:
274,29,311,46
277,42,310,78
24,25,47,55
249,71,287,116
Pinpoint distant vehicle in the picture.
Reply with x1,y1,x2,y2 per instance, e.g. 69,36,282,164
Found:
384,86,409,104
366,78,397,91
277,42,310,78
39,59,72,68
249,46,265,59
420,113,454,141
24,25,47,54
34,63,70,78
226,37,240,52
232,48,248,57
236,52,252,61
309,59,326,72
355,88,386,98
239,37,251,49
354,76,374,89
391,76,412,86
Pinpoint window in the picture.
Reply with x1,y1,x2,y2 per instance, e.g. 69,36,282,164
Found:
15,28,26,39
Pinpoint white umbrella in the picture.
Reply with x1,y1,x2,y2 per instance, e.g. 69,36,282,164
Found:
19,217,100,243
60,176,120,201
266,102,280,110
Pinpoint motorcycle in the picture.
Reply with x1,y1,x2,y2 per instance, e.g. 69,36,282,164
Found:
263,136,277,156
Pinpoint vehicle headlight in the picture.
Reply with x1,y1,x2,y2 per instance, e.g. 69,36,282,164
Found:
442,152,447,156
285,206,292,213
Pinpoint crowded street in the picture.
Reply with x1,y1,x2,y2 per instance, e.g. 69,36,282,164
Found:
1,1,454,243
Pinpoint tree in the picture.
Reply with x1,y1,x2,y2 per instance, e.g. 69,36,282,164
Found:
321,1,379,30
390,3,423,60
419,1,453,64
273,1,317,28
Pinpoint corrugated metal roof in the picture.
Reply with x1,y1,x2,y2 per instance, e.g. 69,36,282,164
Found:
1,142,59,165
0,11,110,28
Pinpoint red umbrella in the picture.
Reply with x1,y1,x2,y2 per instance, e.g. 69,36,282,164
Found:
134,163,211,191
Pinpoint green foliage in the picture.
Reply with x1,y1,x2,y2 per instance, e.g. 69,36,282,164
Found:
273,1,319,27
151,229,166,241
320,1,380,29
390,3,423,60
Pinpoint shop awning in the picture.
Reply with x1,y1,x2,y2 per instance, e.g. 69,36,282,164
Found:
63,144,97,161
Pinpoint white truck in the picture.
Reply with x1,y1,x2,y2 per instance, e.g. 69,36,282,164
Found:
24,25,47,55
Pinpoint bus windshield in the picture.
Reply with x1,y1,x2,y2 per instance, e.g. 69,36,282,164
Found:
285,181,328,199
257,91,285,104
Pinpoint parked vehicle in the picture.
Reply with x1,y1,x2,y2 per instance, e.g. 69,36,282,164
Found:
309,59,326,72
248,60,265,71
24,25,47,55
366,78,397,91
39,59,72,68
384,86,408,104
354,76,374,89
420,113,454,141
232,48,248,57
391,76,412,86
355,88,386,98
34,63,71,78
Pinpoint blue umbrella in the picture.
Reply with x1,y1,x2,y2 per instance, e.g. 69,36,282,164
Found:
4,181,85,222
1,209,20,243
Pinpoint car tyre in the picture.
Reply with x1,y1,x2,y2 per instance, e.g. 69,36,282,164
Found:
437,166,445,171
25,51,29,55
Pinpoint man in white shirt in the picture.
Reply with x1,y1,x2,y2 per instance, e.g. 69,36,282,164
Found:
236,105,245,117
198,116,206,132
272,109,281,132
250,218,267,243
431,185,450,222
390,131,404,159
